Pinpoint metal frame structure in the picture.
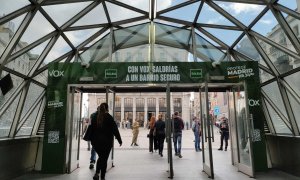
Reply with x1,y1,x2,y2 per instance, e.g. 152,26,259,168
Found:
0,0,300,138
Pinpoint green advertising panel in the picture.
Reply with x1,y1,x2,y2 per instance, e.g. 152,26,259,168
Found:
42,61,267,173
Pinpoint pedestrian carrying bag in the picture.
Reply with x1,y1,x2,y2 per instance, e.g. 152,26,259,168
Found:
83,125,92,141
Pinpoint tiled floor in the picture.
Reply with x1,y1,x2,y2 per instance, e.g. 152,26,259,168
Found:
14,128,299,180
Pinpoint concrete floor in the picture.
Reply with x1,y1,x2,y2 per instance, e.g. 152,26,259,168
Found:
14,128,299,180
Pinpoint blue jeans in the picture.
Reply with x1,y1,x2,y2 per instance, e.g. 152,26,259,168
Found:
90,147,96,162
173,132,182,154
194,132,201,151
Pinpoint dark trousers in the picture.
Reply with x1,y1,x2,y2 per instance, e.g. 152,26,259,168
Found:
156,134,165,154
94,146,112,179
149,134,154,152
220,131,229,149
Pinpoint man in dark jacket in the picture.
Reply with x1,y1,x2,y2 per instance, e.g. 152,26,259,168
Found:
218,115,229,151
173,111,184,158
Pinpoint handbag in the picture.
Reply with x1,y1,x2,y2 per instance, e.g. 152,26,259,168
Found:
83,125,92,141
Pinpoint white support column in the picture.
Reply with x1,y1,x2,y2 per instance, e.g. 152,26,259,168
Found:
121,97,125,123
156,97,159,118
144,97,148,128
182,93,191,128
133,97,136,121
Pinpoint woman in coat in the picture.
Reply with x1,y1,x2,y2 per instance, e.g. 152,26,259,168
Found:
131,119,140,146
91,103,122,180
148,115,156,152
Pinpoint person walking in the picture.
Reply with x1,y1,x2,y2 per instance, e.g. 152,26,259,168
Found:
131,119,140,146
192,117,202,152
173,111,184,158
218,115,229,151
154,114,166,157
148,115,156,153
90,103,122,180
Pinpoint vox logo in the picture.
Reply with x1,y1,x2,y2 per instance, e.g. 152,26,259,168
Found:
248,99,260,106
49,70,64,77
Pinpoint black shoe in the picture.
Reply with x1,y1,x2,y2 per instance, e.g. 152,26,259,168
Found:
225,148,227,151
160,153,163,157
218,148,223,151
89,163,94,169
93,174,99,180
178,154,182,158
134,143,139,146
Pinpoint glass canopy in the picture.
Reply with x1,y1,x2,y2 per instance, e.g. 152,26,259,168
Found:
0,0,300,138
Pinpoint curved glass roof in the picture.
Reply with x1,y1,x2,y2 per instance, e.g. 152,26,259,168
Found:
0,0,300,138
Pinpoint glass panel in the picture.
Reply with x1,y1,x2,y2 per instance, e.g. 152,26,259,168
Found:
0,94,21,137
0,72,23,109
33,70,48,86
155,23,191,50
112,45,148,62
260,69,274,83
0,14,26,57
284,71,300,97
153,44,189,62
16,100,42,136
157,0,186,12
235,91,251,166
43,36,72,64
195,33,224,62
64,28,101,47
197,3,235,26
116,0,149,11
106,2,144,22
114,24,148,49
256,38,294,74
286,91,300,132
19,12,55,49
42,2,92,27
214,2,265,26
20,83,44,119
262,82,288,118
195,29,219,47
161,1,200,22
85,30,110,48
278,0,298,11
203,27,242,46
0,0,29,16
80,35,110,63
6,39,50,75
72,5,107,27
234,36,259,60
252,10,297,54
265,100,292,134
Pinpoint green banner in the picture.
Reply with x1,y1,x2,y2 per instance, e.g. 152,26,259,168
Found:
43,61,267,173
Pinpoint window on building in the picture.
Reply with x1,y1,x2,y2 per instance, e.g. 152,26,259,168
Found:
97,98,106,105
136,98,145,108
115,96,121,107
124,98,133,107
173,98,181,108
137,52,143,61
126,52,132,61
147,98,156,108
159,98,166,108
115,52,121,62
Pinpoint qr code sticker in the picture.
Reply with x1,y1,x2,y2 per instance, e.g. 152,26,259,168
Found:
48,131,59,143
252,129,261,142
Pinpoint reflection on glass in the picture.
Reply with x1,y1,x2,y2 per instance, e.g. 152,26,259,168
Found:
16,102,41,136
0,94,21,137
153,45,189,62
265,101,292,134
262,82,288,118
235,91,251,166
284,71,300,97
201,90,210,168
286,91,300,132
